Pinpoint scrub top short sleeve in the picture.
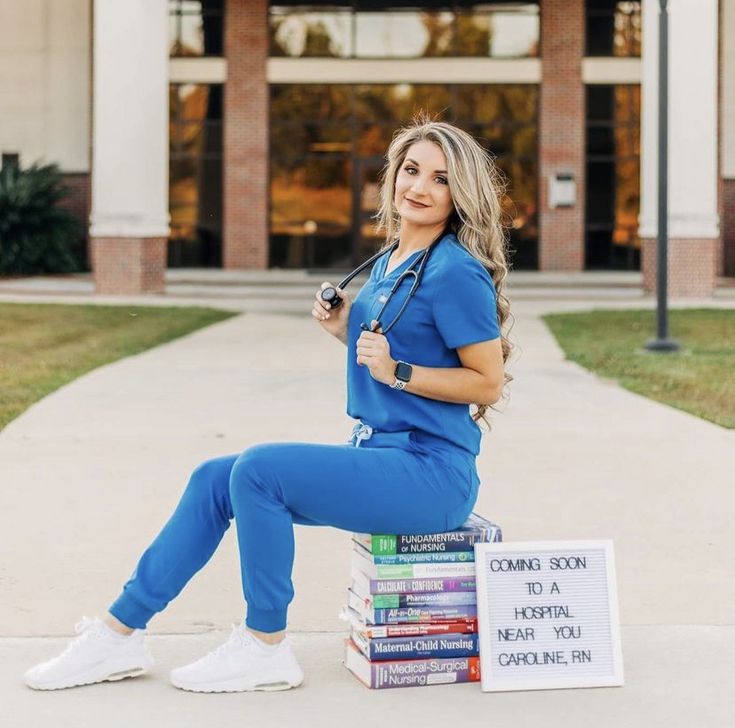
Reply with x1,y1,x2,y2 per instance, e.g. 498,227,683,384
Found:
432,255,501,350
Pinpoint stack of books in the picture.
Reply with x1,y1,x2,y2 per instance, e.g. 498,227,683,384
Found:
342,512,502,689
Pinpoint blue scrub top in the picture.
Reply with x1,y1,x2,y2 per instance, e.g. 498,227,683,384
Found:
346,232,501,457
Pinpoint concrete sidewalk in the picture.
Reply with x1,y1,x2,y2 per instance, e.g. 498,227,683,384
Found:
1,283,733,727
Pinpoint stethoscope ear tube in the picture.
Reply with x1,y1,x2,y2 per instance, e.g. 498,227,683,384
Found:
319,242,399,309
319,227,447,322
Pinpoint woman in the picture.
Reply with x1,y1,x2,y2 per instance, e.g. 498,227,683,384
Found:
24,117,512,693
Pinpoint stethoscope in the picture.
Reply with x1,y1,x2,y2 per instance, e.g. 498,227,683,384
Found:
320,228,448,334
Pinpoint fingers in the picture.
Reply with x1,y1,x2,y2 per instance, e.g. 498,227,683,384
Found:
312,293,331,321
313,282,349,323
311,306,329,323
356,338,388,356
313,282,334,321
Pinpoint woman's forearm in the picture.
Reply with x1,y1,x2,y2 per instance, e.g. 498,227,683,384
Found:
400,363,501,406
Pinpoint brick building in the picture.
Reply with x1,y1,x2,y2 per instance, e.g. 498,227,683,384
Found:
1,1,733,296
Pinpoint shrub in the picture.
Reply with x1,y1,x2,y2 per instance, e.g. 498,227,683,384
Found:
0,162,85,275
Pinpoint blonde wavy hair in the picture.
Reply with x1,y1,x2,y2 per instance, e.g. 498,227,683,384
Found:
375,115,514,428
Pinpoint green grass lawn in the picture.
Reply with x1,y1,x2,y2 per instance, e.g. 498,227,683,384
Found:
542,308,735,429
0,302,237,431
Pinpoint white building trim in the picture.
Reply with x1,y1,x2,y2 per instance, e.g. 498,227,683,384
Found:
582,58,641,84
169,57,227,84
267,57,541,84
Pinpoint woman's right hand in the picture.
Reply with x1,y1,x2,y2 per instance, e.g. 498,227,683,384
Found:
312,282,351,342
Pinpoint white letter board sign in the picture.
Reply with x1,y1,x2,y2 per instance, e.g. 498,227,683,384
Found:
474,540,624,692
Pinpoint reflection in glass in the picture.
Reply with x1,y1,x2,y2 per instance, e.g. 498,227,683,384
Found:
586,1,641,57
269,10,352,57
169,83,223,267
270,158,353,268
268,4,540,59
585,84,641,270
169,0,224,58
456,7,539,58
456,85,537,125
355,12,454,58
270,83,538,270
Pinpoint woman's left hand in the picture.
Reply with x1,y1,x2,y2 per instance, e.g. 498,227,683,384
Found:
356,321,395,385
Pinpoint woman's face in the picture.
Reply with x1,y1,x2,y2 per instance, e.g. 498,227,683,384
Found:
394,140,454,230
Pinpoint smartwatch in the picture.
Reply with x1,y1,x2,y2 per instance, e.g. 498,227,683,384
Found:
390,361,413,391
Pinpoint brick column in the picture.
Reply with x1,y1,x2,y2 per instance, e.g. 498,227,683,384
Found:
538,0,585,271
223,0,268,269
90,0,169,294
639,0,720,297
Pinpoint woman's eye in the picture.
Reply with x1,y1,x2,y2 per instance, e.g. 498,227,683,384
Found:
404,166,417,174
436,177,448,185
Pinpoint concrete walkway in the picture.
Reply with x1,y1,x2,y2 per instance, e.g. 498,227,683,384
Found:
1,275,733,727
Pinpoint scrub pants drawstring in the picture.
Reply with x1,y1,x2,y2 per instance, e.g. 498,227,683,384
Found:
349,423,374,448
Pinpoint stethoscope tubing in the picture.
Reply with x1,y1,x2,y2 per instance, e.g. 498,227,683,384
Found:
320,228,448,333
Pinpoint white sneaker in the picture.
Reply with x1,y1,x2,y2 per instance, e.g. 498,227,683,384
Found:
24,616,154,690
170,624,304,692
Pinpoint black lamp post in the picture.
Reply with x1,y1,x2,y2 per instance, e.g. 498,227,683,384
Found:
645,0,680,352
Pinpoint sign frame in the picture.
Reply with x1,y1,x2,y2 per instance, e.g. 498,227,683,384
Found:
474,540,624,692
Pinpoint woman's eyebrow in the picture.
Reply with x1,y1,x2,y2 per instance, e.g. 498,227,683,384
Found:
405,158,447,174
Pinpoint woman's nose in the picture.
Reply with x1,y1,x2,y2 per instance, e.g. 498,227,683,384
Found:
410,176,428,194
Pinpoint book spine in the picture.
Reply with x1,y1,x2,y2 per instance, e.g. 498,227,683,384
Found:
370,655,481,689
364,548,476,566
368,562,477,580
360,632,480,662
367,576,476,595
392,533,490,555
371,592,477,609
372,605,478,624
360,620,479,638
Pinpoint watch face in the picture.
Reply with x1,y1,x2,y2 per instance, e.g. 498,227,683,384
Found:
395,361,412,382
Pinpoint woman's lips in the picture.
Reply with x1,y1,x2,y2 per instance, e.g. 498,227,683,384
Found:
405,198,429,208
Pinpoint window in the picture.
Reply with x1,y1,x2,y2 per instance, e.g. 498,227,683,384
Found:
269,83,538,269
585,84,640,270
586,0,641,57
170,0,225,58
169,84,224,266
269,3,540,59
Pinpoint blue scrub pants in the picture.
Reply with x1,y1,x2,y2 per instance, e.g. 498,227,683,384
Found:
108,426,480,634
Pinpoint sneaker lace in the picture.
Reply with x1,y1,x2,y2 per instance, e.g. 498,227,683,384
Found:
205,624,254,661
57,616,103,659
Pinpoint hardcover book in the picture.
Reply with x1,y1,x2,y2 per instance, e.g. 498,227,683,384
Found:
351,580,478,609
348,588,478,625
351,628,480,662
352,540,477,566
353,512,502,556
341,606,478,638
352,542,476,580
350,564,476,596
344,639,481,689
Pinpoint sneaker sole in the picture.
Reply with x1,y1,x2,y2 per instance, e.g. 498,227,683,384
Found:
170,674,304,693
25,660,153,691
